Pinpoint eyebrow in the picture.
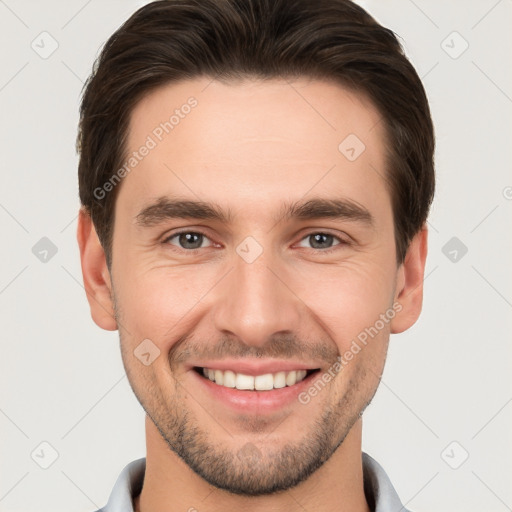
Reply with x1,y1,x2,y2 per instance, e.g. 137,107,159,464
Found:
135,196,374,228
135,197,233,226
281,197,373,226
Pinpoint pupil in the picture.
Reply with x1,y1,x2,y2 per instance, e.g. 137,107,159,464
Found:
180,232,202,249
311,233,332,249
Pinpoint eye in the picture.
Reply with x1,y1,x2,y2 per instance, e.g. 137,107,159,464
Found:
296,232,346,251
163,231,214,250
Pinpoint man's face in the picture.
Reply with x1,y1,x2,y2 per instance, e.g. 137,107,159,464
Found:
108,78,404,494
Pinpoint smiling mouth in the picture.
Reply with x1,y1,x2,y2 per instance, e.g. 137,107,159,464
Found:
194,366,320,391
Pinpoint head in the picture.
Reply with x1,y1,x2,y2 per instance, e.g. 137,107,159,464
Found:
77,0,434,496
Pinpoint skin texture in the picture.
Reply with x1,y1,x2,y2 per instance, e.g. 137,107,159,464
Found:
78,77,428,512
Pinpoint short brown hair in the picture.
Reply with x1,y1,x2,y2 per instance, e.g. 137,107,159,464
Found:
77,0,435,267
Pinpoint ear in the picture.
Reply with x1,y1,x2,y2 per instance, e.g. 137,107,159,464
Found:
390,226,428,334
77,207,117,331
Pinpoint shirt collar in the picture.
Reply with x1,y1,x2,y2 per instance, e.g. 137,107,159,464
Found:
101,457,144,512
99,452,410,512
362,452,411,512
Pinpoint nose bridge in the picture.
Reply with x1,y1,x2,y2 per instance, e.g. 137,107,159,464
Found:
213,244,301,347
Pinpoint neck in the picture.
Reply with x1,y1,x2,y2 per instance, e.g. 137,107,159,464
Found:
135,415,370,512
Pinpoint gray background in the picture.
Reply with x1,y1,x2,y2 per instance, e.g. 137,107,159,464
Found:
0,1,511,511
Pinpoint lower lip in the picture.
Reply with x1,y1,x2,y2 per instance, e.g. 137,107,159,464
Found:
191,369,319,414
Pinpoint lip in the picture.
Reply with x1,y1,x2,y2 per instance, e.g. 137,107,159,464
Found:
189,365,321,414
186,358,321,376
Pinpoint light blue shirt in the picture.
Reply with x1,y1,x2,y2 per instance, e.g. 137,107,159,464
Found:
94,452,411,512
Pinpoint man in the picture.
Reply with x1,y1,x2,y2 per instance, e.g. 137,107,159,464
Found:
76,0,434,510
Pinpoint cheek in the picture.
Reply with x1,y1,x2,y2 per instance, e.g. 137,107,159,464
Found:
113,265,218,348
288,259,395,347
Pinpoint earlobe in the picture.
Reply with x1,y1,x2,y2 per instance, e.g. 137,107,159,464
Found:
390,227,428,334
77,207,118,331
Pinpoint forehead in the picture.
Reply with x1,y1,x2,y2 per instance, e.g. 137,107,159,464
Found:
120,77,390,221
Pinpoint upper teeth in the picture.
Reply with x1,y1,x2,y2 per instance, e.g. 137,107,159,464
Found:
202,368,308,390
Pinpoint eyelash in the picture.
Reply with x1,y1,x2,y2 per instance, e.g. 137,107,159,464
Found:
162,230,350,254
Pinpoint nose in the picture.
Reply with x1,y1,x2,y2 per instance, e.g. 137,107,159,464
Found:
212,245,303,348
